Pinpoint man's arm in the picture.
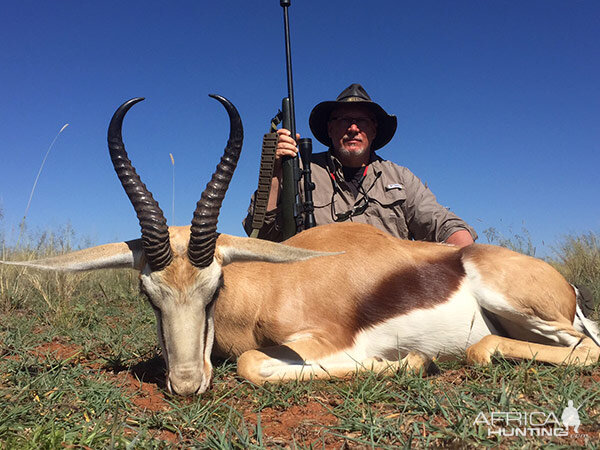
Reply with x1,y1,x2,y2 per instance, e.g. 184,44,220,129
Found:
398,166,477,244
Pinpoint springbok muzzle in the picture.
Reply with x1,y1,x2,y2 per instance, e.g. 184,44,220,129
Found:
168,364,212,396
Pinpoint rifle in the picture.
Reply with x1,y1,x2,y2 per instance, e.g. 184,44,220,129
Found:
250,1,315,239
279,0,315,238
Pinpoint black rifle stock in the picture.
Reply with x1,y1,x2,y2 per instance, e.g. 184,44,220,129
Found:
280,97,302,238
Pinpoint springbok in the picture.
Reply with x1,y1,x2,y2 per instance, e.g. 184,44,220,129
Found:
3,95,599,396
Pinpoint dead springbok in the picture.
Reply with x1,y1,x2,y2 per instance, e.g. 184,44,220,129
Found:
3,95,599,396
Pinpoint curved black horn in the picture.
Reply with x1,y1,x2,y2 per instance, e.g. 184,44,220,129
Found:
188,94,243,268
107,98,173,271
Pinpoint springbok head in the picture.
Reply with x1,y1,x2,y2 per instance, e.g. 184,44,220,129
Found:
3,95,330,395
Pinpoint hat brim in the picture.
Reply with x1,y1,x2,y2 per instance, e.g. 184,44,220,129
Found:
309,100,397,150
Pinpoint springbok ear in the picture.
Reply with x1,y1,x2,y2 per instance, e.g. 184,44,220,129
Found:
215,235,342,266
0,239,145,272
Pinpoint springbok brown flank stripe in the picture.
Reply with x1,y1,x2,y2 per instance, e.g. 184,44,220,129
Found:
353,252,466,332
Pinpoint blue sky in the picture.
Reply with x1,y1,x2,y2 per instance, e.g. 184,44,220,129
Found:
1,1,598,256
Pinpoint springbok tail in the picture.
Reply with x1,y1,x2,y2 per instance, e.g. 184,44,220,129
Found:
574,304,600,347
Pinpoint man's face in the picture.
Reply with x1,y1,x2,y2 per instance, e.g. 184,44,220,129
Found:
327,104,377,165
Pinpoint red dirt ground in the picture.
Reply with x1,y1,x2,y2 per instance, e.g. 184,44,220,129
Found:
32,338,83,361
26,340,600,447
112,370,170,411
244,401,339,447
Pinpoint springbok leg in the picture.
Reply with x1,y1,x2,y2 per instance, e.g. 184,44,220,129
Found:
466,334,599,366
236,336,433,384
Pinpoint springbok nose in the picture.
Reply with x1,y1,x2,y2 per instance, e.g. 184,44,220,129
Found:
168,366,203,396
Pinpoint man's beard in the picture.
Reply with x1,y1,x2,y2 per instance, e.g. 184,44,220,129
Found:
335,145,370,164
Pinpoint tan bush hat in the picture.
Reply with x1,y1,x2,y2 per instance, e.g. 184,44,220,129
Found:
309,83,397,150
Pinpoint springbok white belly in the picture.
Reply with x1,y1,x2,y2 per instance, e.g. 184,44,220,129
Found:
349,281,495,361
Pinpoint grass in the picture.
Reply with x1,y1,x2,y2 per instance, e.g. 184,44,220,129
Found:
0,227,599,448
552,232,600,315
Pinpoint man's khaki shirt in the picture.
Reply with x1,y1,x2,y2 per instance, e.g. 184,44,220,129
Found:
244,150,477,243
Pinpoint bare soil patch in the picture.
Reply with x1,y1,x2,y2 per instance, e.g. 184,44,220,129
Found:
245,401,339,447
112,370,169,411
32,338,82,361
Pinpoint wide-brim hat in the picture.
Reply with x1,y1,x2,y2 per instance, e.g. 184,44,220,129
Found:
309,83,397,150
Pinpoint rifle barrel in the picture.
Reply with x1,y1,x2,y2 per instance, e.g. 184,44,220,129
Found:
281,1,296,139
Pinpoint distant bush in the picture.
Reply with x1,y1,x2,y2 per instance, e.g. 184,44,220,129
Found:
550,232,599,317
482,226,536,256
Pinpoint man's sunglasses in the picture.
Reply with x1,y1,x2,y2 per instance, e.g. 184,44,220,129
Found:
329,116,374,129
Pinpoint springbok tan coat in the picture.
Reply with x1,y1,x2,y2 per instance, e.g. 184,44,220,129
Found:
214,223,600,385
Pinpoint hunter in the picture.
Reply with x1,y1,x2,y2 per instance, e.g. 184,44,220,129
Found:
244,83,477,247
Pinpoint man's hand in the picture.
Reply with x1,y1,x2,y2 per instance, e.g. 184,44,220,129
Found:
274,128,300,173
266,128,301,211
445,230,474,247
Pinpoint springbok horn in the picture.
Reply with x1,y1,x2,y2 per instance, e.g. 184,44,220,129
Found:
188,94,243,268
107,98,173,271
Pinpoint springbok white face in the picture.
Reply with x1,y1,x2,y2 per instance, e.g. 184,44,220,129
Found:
1,94,329,396
139,257,223,395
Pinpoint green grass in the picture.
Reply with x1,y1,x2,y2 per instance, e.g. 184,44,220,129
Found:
551,232,600,316
0,228,599,448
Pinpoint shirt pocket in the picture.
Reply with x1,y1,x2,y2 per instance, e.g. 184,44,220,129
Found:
364,185,409,238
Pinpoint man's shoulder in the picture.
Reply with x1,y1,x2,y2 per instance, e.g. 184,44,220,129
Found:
370,156,428,193
371,155,414,177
